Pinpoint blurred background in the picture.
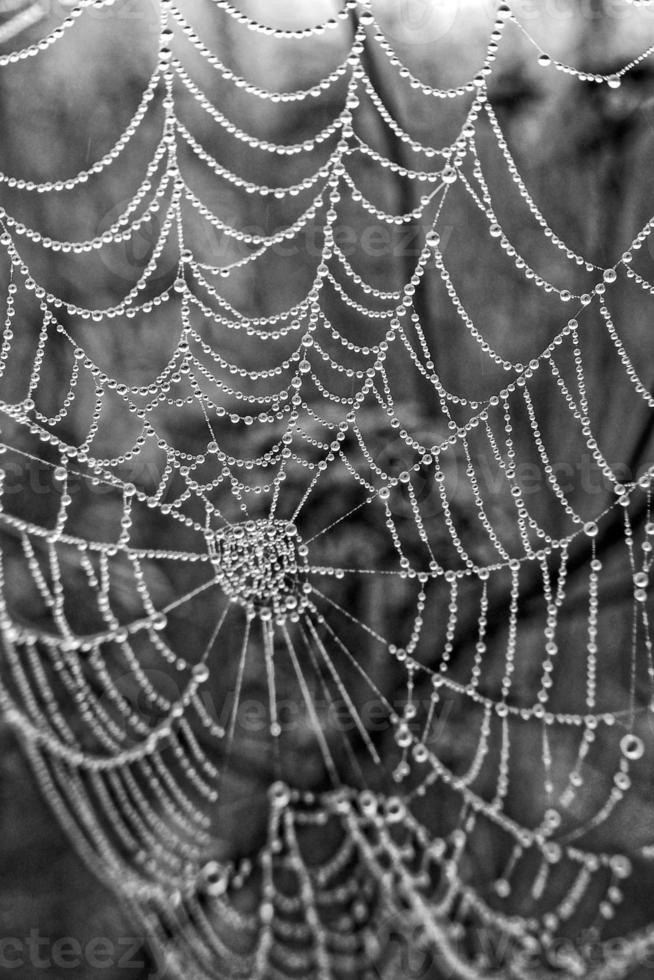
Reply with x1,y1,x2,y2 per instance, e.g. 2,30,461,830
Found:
1,1,654,977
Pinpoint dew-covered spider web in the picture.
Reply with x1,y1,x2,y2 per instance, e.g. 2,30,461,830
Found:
2,1,654,978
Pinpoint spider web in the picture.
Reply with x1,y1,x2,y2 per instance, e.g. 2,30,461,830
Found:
1,1,654,978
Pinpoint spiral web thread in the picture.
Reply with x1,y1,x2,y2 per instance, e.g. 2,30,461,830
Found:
1,1,654,978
